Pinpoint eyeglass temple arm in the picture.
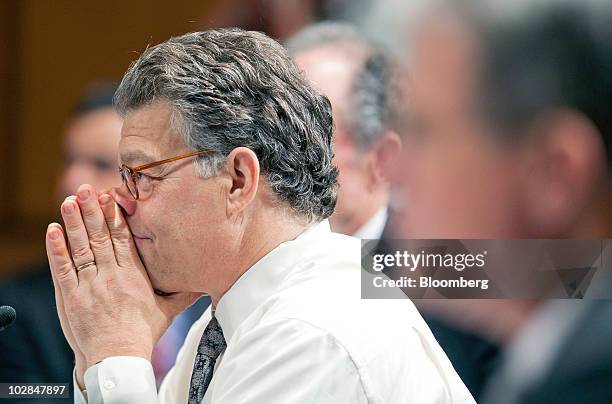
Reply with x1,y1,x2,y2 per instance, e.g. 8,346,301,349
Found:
131,149,213,172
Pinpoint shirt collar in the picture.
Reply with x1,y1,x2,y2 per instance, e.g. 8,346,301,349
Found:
214,219,331,343
352,206,388,240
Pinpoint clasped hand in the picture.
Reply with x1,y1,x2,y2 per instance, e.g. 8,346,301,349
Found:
45,184,199,388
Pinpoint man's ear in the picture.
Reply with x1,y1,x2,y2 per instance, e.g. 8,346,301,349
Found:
366,131,403,189
520,110,606,236
224,147,260,216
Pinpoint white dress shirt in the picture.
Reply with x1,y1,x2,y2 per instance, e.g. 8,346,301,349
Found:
74,220,474,403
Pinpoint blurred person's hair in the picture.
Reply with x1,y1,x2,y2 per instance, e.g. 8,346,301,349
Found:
286,21,366,53
287,22,403,151
350,49,403,150
114,28,337,222
74,83,118,116
471,0,612,171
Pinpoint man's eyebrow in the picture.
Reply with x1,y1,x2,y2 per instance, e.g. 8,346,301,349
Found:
119,151,157,166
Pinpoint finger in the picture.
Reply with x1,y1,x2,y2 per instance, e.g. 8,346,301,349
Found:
46,225,81,354
99,192,139,267
61,196,98,283
76,185,116,268
46,223,78,294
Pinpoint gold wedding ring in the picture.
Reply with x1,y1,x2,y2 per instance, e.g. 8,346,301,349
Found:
76,261,96,272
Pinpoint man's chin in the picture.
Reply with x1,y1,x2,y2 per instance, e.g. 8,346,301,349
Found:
149,275,177,296
144,267,176,296
136,249,178,296
135,250,168,295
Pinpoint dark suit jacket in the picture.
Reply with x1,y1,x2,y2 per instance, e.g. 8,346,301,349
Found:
375,215,500,400
0,265,73,403
516,301,612,404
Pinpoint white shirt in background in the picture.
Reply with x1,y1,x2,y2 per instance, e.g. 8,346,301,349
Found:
352,206,389,240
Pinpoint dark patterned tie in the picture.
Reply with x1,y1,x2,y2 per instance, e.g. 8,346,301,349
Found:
188,316,226,404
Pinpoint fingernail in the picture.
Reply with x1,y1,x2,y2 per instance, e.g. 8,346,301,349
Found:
78,188,90,201
99,194,112,206
62,203,75,214
49,228,60,240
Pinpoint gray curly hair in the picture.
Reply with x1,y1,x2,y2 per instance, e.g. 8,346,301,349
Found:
114,28,338,221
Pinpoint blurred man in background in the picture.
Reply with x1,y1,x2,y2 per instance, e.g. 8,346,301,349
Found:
57,86,125,201
0,85,207,396
289,22,499,398
0,86,122,394
288,23,401,239
364,0,612,402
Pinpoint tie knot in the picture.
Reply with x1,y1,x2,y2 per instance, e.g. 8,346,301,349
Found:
198,316,226,359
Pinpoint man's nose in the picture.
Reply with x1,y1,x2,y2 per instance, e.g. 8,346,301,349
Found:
108,186,137,216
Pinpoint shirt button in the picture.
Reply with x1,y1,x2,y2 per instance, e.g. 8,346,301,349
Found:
103,380,116,390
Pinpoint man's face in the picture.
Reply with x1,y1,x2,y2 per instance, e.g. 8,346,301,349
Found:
58,108,122,200
294,46,375,234
394,19,525,238
114,101,228,294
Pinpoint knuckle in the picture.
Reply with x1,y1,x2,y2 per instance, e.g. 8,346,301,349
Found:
111,227,131,242
81,206,98,220
105,218,130,241
104,215,121,231
56,263,75,282
72,245,93,260
65,220,83,233
89,234,112,250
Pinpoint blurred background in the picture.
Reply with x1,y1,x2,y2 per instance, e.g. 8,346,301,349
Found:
0,0,367,275
1,1,611,403
0,1,202,273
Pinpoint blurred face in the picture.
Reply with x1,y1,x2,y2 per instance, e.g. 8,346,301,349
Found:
294,46,378,235
113,101,228,295
394,18,525,238
58,108,122,200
